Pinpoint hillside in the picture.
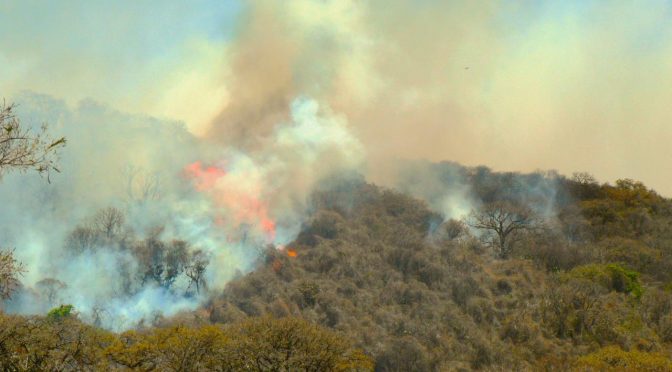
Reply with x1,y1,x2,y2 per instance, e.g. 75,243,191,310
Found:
205,168,672,370
3,166,672,371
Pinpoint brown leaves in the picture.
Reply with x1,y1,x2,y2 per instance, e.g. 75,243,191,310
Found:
0,101,66,180
0,249,24,301
0,312,372,371
3,316,372,371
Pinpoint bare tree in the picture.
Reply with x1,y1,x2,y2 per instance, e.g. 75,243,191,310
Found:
164,240,190,289
92,207,126,239
185,250,209,295
65,226,100,253
467,201,541,259
124,165,161,204
0,249,25,300
91,303,110,327
0,101,65,180
0,101,64,302
36,278,67,305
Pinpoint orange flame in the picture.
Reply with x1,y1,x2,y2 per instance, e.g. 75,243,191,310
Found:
286,249,297,258
185,161,276,242
184,161,227,191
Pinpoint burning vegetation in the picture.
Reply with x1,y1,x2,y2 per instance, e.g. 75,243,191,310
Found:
2,1,672,370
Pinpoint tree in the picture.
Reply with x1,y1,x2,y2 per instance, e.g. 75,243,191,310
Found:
0,309,113,371
65,226,101,254
164,240,190,289
225,317,373,371
0,102,65,303
36,278,67,305
0,101,65,180
124,165,161,205
571,172,597,185
92,207,125,240
185,250,209,295
0,249,24,301
467,201,540,259
105,318,372,371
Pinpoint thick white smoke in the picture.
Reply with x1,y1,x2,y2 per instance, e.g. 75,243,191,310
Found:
0,93,362,330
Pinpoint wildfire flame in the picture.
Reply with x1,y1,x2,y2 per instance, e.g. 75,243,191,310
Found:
286,249,297,258
185,161,276,242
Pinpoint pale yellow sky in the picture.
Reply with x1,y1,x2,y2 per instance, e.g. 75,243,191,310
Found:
2,0,672,195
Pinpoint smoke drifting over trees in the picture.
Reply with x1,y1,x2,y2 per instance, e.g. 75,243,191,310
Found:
2,1,672,370
0,93,364,330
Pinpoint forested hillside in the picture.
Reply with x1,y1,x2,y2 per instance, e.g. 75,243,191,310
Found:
3,165,672,371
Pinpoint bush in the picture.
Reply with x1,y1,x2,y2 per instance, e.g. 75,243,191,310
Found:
47,304,74,321
226,317,373,371
2,314,372,371
375,337,432,372
575,345,672,371
566,264,642,299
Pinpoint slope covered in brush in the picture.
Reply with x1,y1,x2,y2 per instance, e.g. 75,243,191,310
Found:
207,170,672,371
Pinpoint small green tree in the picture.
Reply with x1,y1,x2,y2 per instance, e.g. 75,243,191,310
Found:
47,305,74,321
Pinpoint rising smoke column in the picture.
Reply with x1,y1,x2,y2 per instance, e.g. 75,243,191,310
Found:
200,0,672,196
0,94,362,330
5,0,670,330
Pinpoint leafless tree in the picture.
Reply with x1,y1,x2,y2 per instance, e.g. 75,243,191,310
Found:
0,101,65,180
36,278,67,305
467,201,541,259
164,240,190,289
0,101,64,301
124,165,161,204
92,207,126,239
91,304,110,327
185,250,209,295
442,219,468,240
0,249,25,300
64,226,101,254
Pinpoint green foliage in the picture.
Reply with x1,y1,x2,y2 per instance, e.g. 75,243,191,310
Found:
566,264,642,299
47,304,74,321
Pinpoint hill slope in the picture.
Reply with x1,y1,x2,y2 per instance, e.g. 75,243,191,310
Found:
206,170,672,370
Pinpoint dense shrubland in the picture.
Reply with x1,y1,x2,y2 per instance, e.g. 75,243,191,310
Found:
3,163,672,370
206,168,672,370
0,312,371,371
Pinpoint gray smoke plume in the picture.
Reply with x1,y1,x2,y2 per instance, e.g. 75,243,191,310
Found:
0,92,362,330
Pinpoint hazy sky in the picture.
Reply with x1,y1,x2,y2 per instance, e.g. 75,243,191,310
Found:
2,0,672,195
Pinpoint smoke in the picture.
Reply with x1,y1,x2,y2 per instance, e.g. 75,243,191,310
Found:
0,93,362,330
2,0,671,329
203,0,672,196
4,1,672,193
